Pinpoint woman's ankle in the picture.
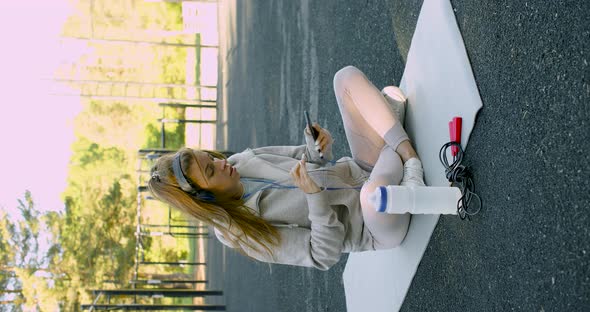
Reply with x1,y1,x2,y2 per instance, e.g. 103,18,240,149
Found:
396,140,418,163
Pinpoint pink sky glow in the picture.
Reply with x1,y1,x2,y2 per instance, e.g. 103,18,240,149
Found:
0,1,80,215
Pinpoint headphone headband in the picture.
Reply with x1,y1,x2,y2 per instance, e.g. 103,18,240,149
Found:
172,153,196,193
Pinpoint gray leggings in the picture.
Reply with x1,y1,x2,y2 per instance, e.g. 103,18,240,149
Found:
333,66,411,250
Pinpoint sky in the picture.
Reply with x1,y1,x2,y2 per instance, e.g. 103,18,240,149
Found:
0,1,80,216
0,1,220,217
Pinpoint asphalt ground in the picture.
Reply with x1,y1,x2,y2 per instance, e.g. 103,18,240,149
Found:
210,1,589,311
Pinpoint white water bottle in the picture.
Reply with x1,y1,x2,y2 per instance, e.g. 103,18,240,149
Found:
368,185,461,215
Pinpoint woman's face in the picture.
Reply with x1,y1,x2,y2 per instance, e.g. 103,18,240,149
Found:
186,149,243,199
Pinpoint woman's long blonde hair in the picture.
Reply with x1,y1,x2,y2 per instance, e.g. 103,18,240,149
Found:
147,148,280,257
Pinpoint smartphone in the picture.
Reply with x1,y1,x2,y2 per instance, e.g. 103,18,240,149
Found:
304,111,319,140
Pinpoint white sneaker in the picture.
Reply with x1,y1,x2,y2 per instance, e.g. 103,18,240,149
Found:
401,158,426,187
382,86,406,124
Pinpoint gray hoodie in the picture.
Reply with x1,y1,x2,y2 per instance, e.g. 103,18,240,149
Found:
214,131,375,270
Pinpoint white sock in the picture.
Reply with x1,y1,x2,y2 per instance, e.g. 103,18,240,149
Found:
401,158,426,187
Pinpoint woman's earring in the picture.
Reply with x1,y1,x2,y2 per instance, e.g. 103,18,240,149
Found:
151,172,160,182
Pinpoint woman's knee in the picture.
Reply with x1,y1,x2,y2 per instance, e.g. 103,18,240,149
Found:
333,66,367,96
361,182,411,249
373,213,411,249
359,179,381,212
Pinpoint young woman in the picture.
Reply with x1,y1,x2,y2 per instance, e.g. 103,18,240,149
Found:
149,66,425,270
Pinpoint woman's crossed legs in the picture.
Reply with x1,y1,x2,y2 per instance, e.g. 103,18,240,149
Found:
333,66,418,249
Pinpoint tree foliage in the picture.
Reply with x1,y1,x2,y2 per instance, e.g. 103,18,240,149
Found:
0,179,138,310
0,1,200,310
0,191,59,311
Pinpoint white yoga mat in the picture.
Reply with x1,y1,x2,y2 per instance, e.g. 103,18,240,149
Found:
343,0,483,311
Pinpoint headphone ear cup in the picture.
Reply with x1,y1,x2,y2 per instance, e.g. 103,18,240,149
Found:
186,189,198,197
196,190,215,202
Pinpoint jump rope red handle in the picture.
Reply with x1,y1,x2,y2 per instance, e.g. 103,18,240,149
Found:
448,117,462,156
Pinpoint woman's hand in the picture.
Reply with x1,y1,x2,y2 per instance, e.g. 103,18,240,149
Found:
305,123,334,155
290,154,322,194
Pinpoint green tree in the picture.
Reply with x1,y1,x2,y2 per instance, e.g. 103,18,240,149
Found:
0,192,60,311
60,0,188,86
46,139,137,309
0,140,141,311
144,106,186,149
1,1,197,308
0,214,22,310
